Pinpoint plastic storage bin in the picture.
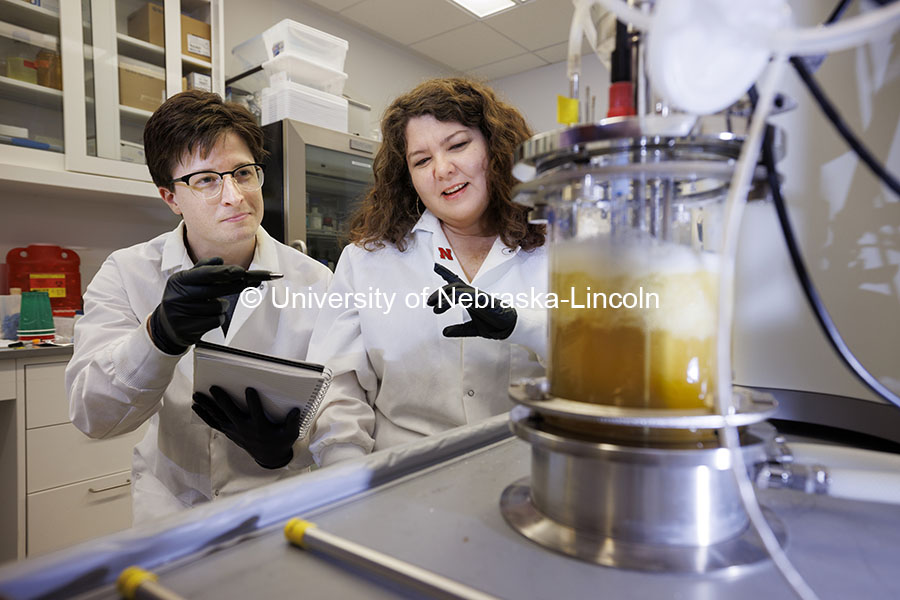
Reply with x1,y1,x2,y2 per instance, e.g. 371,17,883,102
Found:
260,80,348,133
261,53,348,95
233,19,348,72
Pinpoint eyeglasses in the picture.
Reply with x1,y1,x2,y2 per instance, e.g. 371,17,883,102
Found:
170,163,265,201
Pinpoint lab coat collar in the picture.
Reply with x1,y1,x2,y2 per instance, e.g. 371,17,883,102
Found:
160,222,192,272
410,209,521,258
475,236,520,282
159,222,279,272
248,227,280,271
418,209,521,284
411,209,442,235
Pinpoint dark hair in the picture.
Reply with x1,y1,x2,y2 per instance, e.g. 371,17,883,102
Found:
349,77,544,252
143,90,267,190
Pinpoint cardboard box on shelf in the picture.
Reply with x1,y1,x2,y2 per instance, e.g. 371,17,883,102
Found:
118,57,165,112
186,71,211,92
181,15,211,61
120,140,146,164
127,3,165,47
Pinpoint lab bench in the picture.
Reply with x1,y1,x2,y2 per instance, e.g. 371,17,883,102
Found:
1,397,899,600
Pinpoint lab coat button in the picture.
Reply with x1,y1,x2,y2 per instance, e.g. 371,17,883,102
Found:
466,389,475,397
214,489,219,497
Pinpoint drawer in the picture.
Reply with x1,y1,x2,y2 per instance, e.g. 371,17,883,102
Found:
0,360,14,401
25,361,69,428
27,470,133,556
26,422,146,493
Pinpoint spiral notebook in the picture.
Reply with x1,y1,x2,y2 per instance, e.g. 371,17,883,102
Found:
193,341,332,439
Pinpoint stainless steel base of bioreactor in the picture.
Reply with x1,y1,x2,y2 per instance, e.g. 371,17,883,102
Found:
502,382,785,573
501,477,786,574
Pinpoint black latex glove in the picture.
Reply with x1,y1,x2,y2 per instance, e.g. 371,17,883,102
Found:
426,263,517,340
192,386,302,469
149,257,258,355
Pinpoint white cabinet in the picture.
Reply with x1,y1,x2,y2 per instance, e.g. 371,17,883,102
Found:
0,353,146,562
0,361,13,400
0,0,223,192
24,362,68,428
0,0,64,159
27,470,133,556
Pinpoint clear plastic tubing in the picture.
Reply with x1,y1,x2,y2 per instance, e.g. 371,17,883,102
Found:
590,0,900,57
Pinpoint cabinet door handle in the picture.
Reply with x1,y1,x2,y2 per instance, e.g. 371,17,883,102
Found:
88,478,131,494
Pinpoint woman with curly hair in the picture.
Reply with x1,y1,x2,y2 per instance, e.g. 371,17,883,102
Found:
308,77,547,466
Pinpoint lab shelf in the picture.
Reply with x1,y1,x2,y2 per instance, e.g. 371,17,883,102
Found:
0,160,159,205
0,0,58,37
0,18,57,49
0,74,62,109
116,32,164,68
119,104,153,124
182,53,211,70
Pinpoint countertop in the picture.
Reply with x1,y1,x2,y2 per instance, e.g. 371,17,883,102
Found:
0,345,73,359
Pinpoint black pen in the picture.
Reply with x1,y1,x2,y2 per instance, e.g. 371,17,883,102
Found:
244,270,284,284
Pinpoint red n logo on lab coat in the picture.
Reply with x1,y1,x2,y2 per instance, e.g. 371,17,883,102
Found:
438,247,453,261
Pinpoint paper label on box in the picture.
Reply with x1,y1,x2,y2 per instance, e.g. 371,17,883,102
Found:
187,34,211,58
188,73,212,92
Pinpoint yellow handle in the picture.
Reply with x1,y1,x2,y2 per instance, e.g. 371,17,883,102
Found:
284,518,318,548
117,566,157,600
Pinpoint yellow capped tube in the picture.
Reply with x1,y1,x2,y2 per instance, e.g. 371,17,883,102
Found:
284,518,499,600
117,566,187,600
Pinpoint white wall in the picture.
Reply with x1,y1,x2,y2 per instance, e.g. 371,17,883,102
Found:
223,0,452,133
490,2,900,401
489,56,610,134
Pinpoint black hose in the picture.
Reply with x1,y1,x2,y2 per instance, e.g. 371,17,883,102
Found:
825,0,855,28
790,56,900,196
742,0,900,408
760,123,900,408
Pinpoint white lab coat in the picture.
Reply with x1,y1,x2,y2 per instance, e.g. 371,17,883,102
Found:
308,209,547,466
66,223,332,523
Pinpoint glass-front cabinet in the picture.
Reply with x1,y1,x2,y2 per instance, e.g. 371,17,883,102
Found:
0,1,64,154
0,0,223,182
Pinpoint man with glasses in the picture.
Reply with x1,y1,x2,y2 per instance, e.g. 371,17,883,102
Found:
66,90,333,523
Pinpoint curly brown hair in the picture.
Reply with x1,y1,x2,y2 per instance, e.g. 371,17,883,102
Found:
143,90,267,190
349,77,544,252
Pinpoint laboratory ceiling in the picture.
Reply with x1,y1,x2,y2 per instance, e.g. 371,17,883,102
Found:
302,0,611,80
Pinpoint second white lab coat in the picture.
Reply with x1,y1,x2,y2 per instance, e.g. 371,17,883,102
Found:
308,210,547,466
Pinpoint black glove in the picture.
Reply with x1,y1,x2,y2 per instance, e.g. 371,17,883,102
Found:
149,257,255,355
192,386,302,469
427,263,517,340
